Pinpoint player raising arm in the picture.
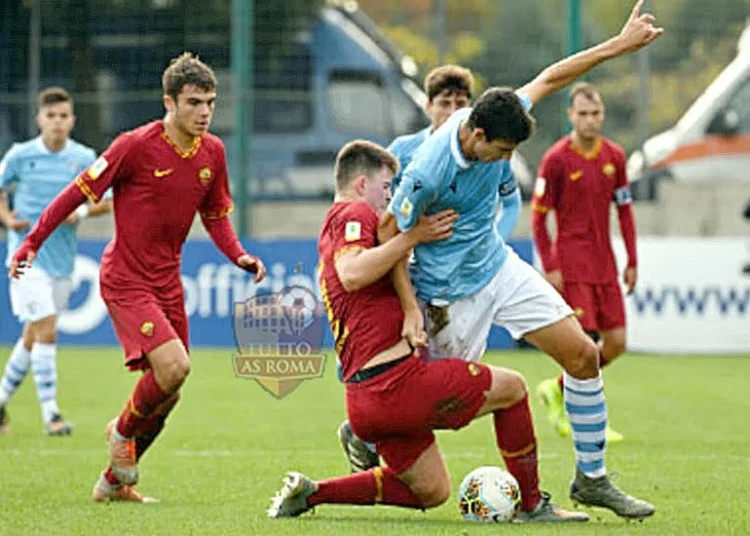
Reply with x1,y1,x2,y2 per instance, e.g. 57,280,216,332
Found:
268,141,587,523
0,87,112,437
9,53,266,503
533,83,637,442
378,0,661,520
337,65,523,471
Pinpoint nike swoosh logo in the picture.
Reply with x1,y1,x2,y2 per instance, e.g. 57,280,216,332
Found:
154,168,174,178
569,170,583,181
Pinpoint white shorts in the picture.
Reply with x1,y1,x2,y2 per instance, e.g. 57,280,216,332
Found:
9,266,73,323
424,248,573,363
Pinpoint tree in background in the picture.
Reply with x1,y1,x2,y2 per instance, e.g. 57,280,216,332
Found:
358,0,749,166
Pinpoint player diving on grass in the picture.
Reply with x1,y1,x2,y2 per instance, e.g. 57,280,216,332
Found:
349,0,661,520
533,83,638,442
0,87,113,436
9,53,267,503
268,140,587,523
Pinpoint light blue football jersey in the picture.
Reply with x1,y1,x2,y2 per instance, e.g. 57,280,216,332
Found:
389,94,532,304
387,126,431,193
0,137,97,278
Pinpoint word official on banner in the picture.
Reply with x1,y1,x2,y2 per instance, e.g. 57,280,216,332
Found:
0,238,534,350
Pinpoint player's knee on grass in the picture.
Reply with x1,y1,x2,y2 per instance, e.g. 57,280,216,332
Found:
403,468,451,508
399,443,451,509
31,315,57,344
484,366,527,410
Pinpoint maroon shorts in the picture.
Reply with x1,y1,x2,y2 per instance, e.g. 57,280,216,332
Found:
563,281,625,332
105,290,189,371
345,355,492,474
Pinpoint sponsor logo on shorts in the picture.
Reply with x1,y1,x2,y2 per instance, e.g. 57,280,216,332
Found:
140,321,155,337
232,278,326,399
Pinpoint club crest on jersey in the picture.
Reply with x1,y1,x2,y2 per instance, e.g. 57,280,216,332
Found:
199,167,212,186
87,156,108,180
399,197,414,218
140,321,155,337
603,163,616,177
344,221,361,242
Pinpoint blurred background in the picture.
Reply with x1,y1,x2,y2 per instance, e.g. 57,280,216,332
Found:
0,0,749,353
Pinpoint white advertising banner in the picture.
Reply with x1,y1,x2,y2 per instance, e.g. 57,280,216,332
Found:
612,237,750,354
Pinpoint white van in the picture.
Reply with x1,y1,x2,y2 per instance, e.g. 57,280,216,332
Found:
627,23,750,195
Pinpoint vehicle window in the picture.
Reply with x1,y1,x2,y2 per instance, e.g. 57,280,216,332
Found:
729,77,750,133
327,70,389,136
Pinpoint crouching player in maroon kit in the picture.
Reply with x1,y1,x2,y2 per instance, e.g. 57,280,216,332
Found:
9,53,267,502
267,141,587,523
532,83,637,442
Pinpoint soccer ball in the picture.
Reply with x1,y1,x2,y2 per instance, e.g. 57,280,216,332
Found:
457,466,521,522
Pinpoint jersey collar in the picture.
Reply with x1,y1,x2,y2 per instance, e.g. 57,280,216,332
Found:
450,118,472,170
569,136,603,160
34,136,70,155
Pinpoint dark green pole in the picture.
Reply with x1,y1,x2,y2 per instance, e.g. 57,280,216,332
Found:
566,0,581,56
231,0,253,237
562,0,581,135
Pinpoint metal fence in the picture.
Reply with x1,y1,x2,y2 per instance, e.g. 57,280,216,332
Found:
1,0,749,223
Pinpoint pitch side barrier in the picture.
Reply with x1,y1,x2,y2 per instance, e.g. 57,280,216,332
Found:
0,238,530,350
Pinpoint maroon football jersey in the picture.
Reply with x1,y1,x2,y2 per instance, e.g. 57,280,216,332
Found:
532,135,629,283
317,201,405,382
75,121,233,297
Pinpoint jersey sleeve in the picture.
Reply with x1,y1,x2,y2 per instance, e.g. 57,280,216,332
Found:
200,142,234,220
386,137,407,192
498,163,519,199
331,203,379,260
0,144,20,189
516,92,533,112
75,133,135,203
388,139,447,233
612,147,633,206
531,150,561,213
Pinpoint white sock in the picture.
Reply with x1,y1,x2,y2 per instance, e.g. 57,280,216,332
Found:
564,372,607,479
30,343,60,423
0,338,32,407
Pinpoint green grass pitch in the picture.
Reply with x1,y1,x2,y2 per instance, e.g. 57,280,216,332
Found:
0,347,748,535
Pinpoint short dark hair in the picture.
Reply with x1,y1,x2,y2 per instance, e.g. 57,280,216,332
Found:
424,65,474,102
569,82,602,107
38,87,71,109
162,52,217,101
334,140,399,192
467,87,536,144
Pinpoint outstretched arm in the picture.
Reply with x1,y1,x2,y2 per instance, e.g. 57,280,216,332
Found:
337,210,455,293
519,0,663,105
202,214,266,282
